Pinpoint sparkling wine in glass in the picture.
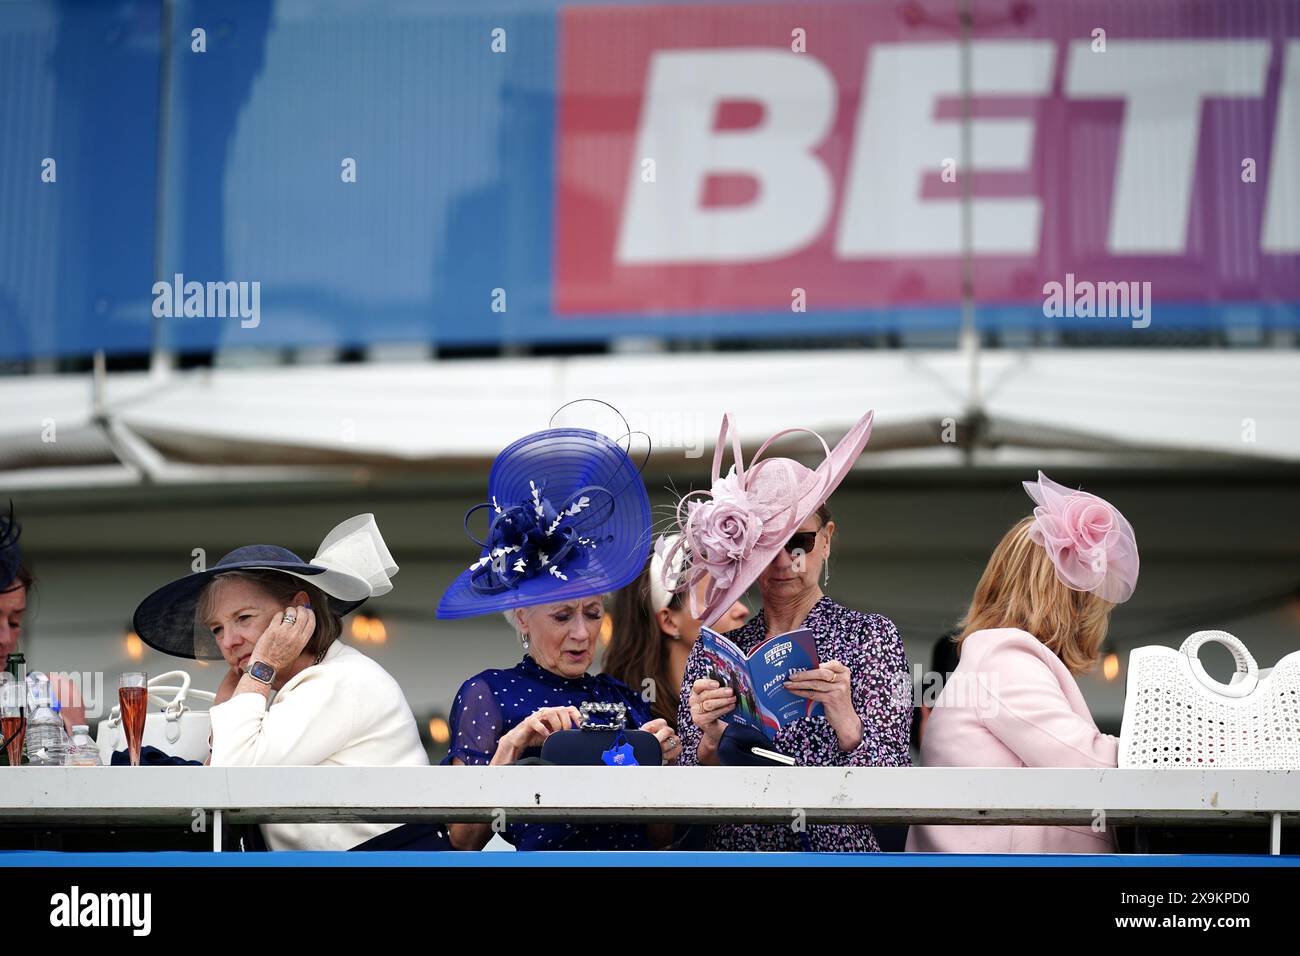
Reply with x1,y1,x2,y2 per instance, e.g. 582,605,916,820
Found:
119,672,148,767
1,677,25,766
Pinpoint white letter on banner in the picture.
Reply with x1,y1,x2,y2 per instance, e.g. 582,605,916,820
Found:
1263,41,1300,253
616,49,836,264
838,42,1053,257
1065,40,1270,254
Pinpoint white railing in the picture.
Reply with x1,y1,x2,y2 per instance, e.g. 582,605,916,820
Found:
1,766,1296,855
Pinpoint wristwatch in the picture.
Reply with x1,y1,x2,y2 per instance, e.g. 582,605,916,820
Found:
245,660,276,685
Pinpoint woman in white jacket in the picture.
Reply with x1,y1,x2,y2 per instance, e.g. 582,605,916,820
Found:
132,514,427,851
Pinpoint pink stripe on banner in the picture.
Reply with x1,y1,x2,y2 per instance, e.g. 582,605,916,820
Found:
555,1,1300,315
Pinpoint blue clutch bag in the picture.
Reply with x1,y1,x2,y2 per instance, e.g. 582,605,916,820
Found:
539,701,661,766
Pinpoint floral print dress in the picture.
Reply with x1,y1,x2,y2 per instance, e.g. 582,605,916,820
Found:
676,596,912,851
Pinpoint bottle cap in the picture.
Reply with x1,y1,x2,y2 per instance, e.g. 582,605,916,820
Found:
24,671,52,706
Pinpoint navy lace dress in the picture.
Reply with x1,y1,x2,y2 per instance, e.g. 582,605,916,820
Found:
443,654,655,850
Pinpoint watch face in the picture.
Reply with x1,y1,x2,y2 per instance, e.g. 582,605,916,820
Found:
248,661,275,683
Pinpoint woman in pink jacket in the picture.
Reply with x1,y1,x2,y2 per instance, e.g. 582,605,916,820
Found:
907,471,1139,854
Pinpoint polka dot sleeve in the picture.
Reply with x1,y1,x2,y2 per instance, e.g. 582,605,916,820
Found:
446,676,505,766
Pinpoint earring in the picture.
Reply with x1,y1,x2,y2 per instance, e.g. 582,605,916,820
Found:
823,559,830,587
519,631,530,651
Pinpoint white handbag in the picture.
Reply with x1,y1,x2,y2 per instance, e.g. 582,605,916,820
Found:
1119,630,1300,769
95,670,215,764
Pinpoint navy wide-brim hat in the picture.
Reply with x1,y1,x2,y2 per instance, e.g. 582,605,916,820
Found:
133,514,398,660
436,426,652,619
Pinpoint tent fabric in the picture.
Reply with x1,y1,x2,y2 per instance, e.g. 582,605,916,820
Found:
0,350,1296,488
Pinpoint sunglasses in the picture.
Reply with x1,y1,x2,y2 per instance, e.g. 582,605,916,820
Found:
782,529,821,555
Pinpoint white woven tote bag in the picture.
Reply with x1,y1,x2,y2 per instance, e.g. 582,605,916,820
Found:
1119,630,1300,769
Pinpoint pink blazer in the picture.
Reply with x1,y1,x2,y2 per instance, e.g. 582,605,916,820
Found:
906,627,1119,854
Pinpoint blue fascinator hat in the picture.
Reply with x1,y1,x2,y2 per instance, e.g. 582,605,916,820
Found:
436,403,653,619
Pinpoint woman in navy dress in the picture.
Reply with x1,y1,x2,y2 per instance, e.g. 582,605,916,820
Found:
435,406,679,851
443,596,676,850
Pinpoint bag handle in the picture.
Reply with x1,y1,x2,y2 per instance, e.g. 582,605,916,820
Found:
150,669,194,721
1179,630,1259,698
578,701,627,730
104,674,215,725
154,669,192,706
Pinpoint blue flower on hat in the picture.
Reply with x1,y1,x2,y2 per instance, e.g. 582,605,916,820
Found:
467,480,613,594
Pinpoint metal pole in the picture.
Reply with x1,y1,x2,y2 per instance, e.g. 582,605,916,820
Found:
958,0,981,463
150,0,177,380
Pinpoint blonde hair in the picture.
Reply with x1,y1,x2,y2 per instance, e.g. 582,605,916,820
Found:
958,517,1113,675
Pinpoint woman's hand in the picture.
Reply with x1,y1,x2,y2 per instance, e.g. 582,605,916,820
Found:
250,605,316,670
688,678,736,744
639,717,681,764
493,705,583,763
784,659,863,751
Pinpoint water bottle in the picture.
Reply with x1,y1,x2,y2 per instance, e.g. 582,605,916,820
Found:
52,697,73,760
65,725,101,767
24,672,66,766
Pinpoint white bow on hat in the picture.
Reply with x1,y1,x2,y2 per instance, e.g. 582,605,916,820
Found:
281,514,398,601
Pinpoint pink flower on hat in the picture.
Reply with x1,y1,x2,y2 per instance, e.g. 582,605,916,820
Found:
685,496,763,591
667,410,875,625
1023,471,1138,604
710,467,751,506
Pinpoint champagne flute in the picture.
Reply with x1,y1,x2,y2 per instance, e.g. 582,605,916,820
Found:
119,672,148,767
1,676,24,766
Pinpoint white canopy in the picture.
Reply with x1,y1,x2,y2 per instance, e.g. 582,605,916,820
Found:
1,349,1297,488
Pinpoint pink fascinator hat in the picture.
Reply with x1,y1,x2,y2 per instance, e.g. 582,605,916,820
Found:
1022,471,1139,604
662,411,874,628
